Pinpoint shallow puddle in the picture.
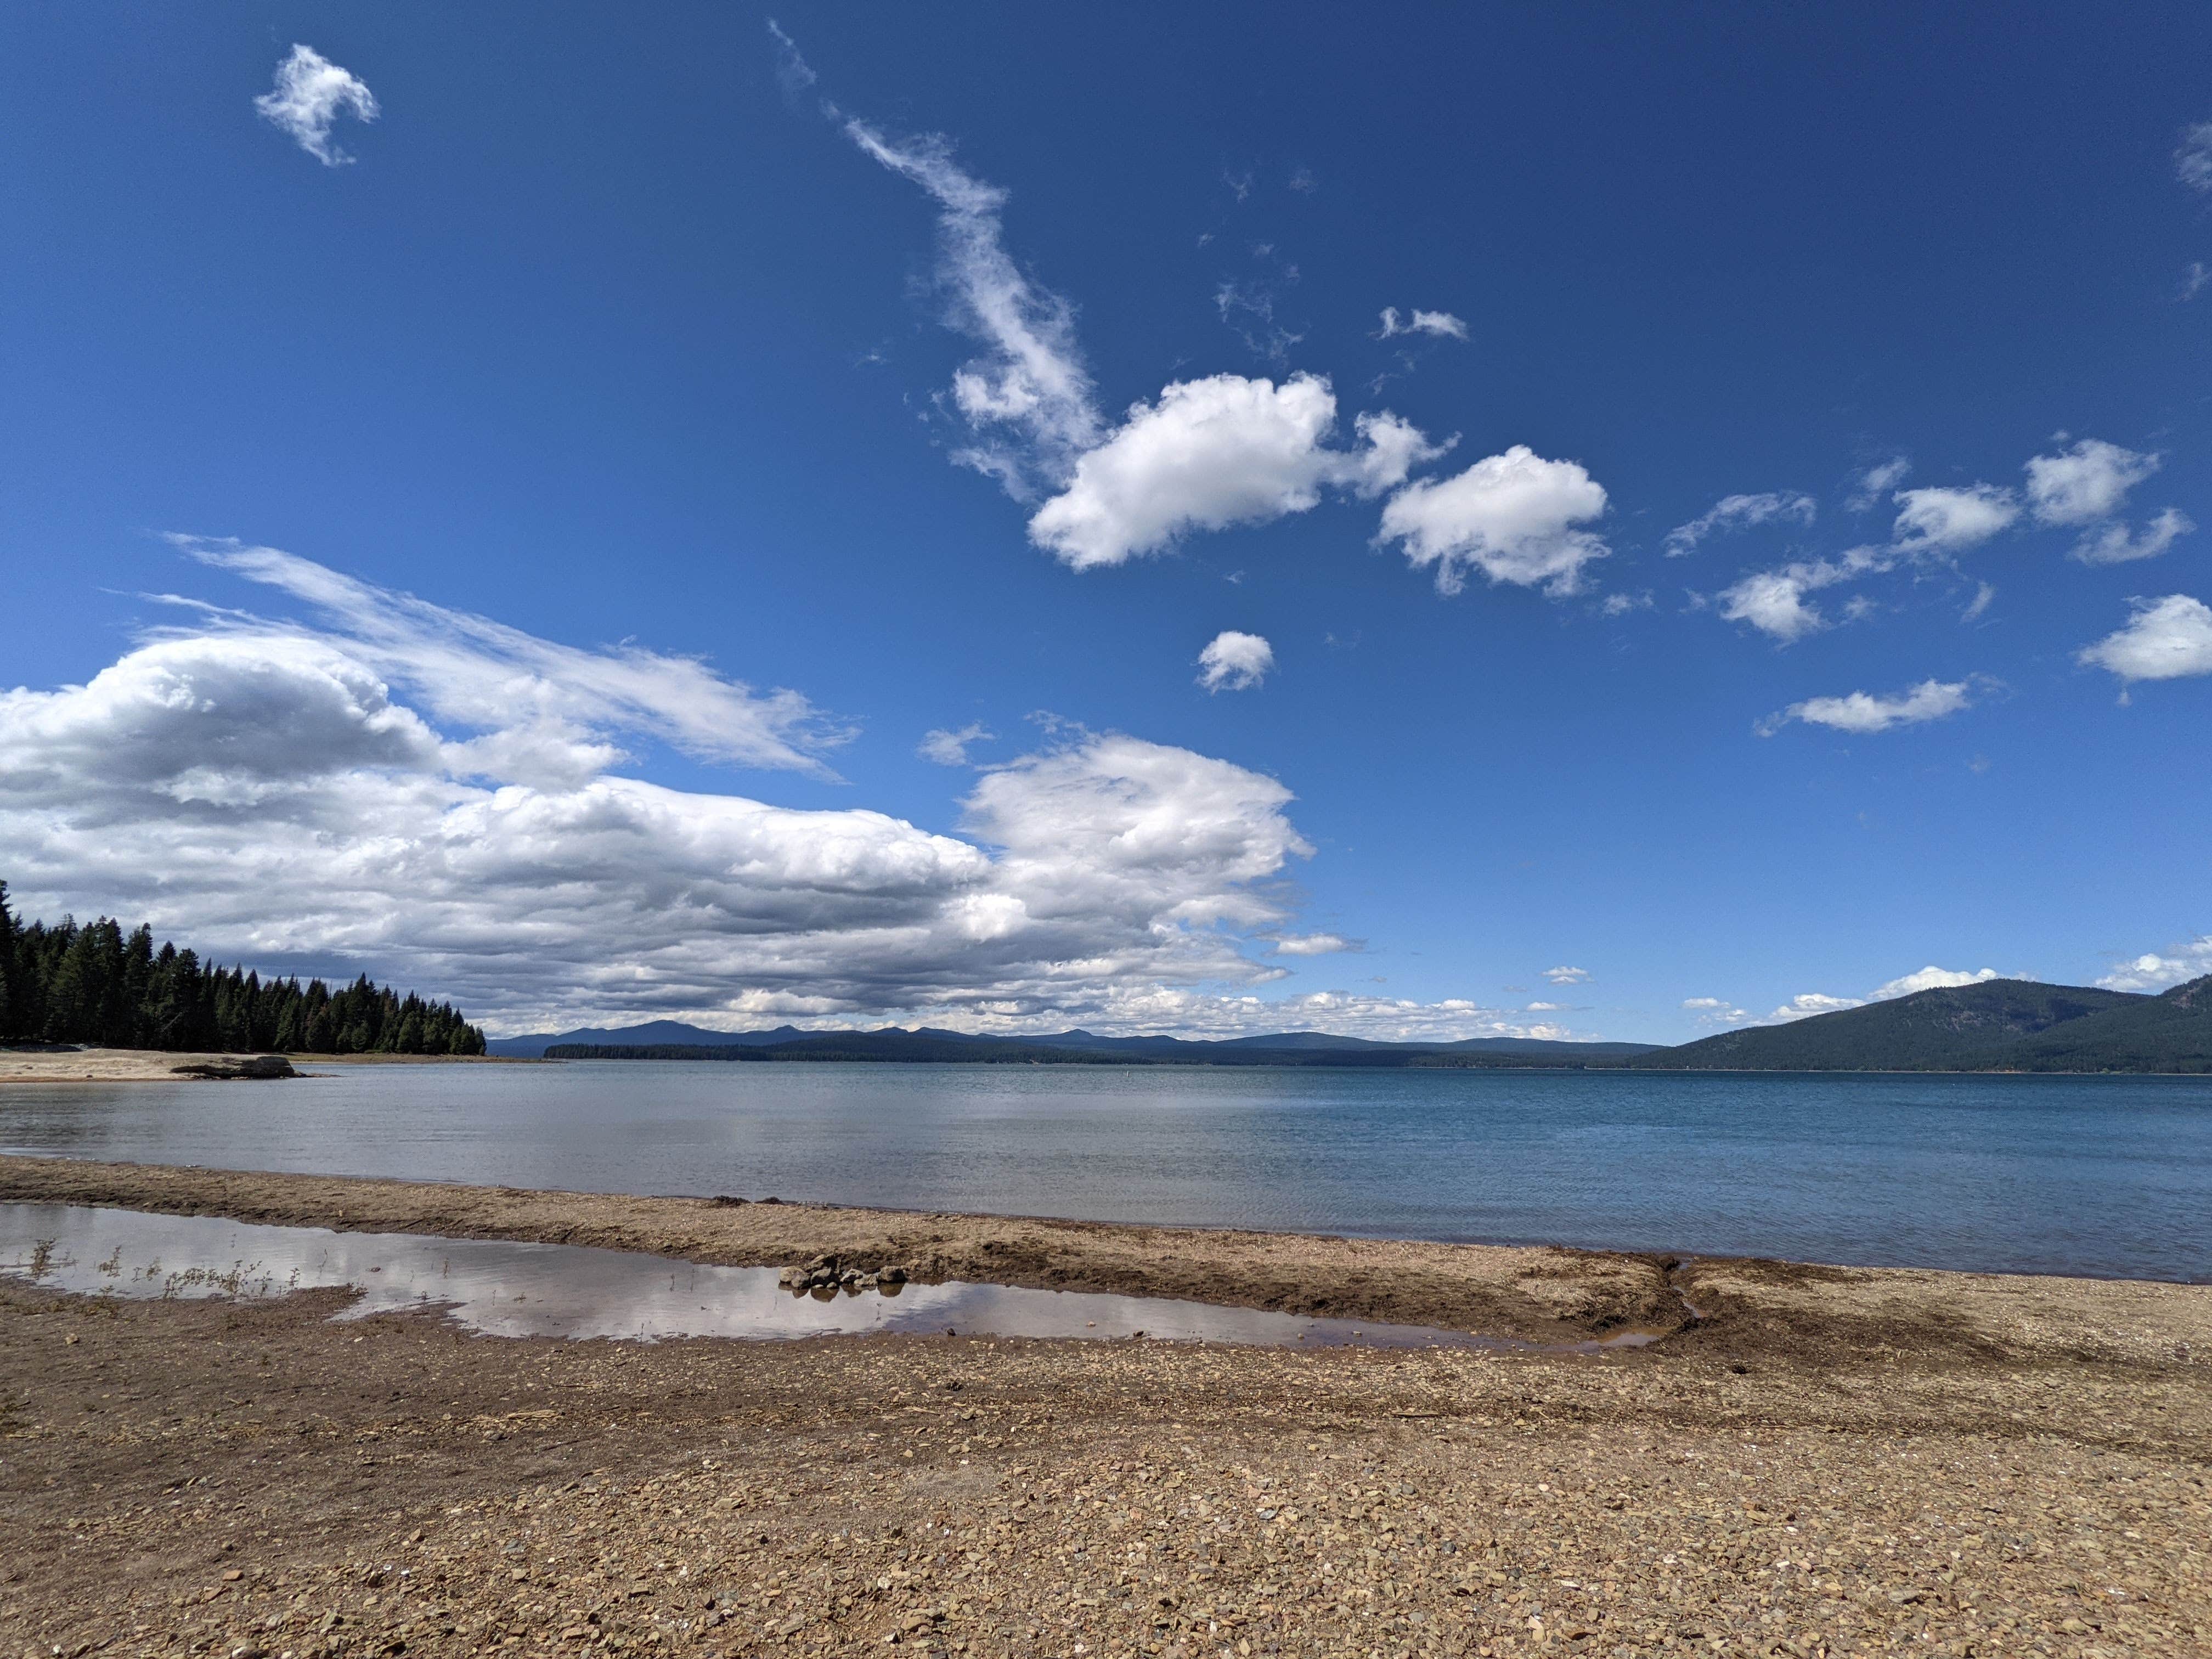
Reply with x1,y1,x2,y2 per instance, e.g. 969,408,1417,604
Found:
0,1203,1646,1351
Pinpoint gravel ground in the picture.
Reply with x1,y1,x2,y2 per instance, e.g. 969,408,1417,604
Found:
1,1160,2208,1658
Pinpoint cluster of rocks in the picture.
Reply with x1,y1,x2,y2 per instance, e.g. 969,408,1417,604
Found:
777,1254,910,1297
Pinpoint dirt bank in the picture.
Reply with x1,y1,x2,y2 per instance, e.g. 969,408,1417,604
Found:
3,1258,2208,1656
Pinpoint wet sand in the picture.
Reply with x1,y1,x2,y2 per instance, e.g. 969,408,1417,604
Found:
1,1156,2207,1656
0,1048,538,1083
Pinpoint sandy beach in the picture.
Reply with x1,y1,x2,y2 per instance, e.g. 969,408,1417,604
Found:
0,1048,541,1082
1,1157,2207,1657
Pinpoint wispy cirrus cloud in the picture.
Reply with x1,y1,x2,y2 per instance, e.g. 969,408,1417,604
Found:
840,119,1104,498
1375,307,1469,342
1662,491,1816,557
918,723,995,766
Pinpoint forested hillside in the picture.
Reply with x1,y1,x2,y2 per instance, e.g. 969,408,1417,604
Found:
1630,977,2212,1073
0,883,484,1056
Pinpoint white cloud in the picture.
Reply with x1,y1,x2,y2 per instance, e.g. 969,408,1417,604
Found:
1272,933,1351,956
1871,965,2000,999
918,723,994,766
1196,630,1274,693
255,44,378,167
2185,263,2210,301
2077,594,2212,684
1963,582,1996,622
1375,307,1469,341
168,537,842,781
1759,677,1974,737
1846,457,1911,511
842,120,1102,496
1715,546,1891,643
11,549,1537,1037
2072,507,2194,566
1681,996,1752,1025
1376,446,1609,596
1542,965,1590,985
1891,484,2019,554
1600,591,1653,616
1662,492,1816,557
1766,992,1864,1022
2023,438,2159,527
1051,986,1584,1043
2178,122,2212,193
1028,374,1441,568
1215,280,1304,364
2098,938,2212,993
765,19,817,101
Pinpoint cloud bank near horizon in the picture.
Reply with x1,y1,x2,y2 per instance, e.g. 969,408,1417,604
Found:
0,546,1576,1044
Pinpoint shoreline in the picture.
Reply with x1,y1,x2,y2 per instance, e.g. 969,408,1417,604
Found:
7,1044,2211,1082
3,1154,2207,1367
4,1156,2209,1655
0,1046,547,1082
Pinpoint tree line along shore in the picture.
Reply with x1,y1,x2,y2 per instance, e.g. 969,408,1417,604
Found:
0,883,485,1057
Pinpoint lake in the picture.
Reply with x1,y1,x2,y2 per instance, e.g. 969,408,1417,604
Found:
2,1061,2208,1282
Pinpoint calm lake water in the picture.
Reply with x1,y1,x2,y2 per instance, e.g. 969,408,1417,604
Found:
2,1061,2208,1283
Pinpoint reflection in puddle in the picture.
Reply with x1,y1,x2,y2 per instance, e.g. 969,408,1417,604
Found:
0,1203,1650,1351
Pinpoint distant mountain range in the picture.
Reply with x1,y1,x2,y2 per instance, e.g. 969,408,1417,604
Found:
488,1021,1661,1065
492,975,2212,1073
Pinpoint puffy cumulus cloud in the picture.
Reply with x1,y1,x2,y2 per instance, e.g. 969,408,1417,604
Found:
1196,630,1274,693
842,120,1102,496
1074,986,1582,1043
917,723,994,766
2076,594,2212,684
1662,492,1816,557
1891,485,2019,554
1272,933,1352,956
1376,446,1609,596
1028,374,1440,568
1375,308,1469,341
2073,507,2194,566
0,634,440,814
1715,546,1891,643
2024,438,2159,527
1766,992,1864,1022
1758,677,1974,737
2098,938,2212,993
2,550,1436,1036
1542,965,1590,986
1871,965,2001,999
255,44,378,167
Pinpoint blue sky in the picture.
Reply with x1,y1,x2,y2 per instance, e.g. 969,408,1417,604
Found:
4,4,2211,1041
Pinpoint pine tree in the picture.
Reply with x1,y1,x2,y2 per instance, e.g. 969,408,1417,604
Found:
0,882,488,1057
